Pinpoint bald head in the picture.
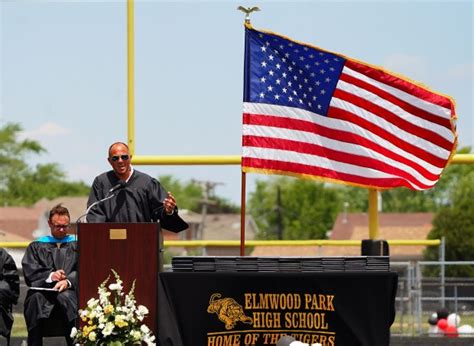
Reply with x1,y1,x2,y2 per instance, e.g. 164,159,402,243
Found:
108,142,129,157
108,142,132,180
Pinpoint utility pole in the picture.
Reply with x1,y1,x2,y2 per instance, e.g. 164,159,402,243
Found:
275,185,283,240
193,180,222,240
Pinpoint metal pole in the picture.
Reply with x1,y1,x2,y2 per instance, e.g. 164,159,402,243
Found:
240,172,246,256
415,261,423,335
440,236,446,307
276,186,283,240
454,285,458,315
127,0,135,154
407,262,413,334
368,189,379,239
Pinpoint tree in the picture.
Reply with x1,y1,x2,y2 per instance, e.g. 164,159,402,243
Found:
158,175,239,213
338,186,369,212
0,123,44,190
423,170,474,277
248,177,340,240
337,147,474,213
158,175,202,212
0,122,89,206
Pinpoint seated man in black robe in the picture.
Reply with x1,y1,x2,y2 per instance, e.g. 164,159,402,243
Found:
0,248,20,341
86,141,188,232
22,204,77,346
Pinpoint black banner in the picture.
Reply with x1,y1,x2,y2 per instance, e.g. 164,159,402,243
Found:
158,272,397,346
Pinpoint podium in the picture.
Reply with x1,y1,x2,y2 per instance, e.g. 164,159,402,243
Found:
77,223,160,335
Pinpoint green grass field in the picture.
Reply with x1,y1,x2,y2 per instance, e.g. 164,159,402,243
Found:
11,313,27,337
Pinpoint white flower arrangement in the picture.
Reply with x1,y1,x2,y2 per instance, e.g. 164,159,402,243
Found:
71,269,156,345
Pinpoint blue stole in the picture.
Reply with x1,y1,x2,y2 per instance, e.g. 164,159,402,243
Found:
37,235,76,243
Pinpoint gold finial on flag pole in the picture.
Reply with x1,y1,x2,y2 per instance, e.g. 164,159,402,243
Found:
237,6,260,24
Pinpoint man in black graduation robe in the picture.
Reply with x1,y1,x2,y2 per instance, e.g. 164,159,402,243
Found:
86,142,188,232
0,248,20,340
22,204,77,346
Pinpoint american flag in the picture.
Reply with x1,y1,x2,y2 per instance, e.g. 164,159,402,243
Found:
242,26,457,190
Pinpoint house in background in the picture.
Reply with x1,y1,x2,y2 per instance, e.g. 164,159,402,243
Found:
168,211,258,256
0,197,260,261
251,212,435,260
0,197,89,265
329,212,435,260
1,197,436,262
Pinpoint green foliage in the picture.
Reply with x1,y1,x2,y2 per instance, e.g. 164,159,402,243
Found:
4,163,89,206
0,123,45,190
158,175,239,213
207,195,240,214
381,147,474,213
381,188,438,212
248,177,340,240
158,175,202,212
0,122,89,206
423,170,474,277
338,147,474,213
338,186,369,212
248,147,474,243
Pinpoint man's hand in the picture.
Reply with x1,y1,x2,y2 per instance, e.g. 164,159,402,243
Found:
51,269,66,282
163,192,177,215
54,279,69,292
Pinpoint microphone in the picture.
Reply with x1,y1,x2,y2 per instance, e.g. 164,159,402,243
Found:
108,180,127,194
76,181,127,223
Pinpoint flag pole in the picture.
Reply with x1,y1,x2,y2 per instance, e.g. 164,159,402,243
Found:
240,172,247,256
238,6,259,256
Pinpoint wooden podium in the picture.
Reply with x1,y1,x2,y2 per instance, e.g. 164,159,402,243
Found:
77,223,160,334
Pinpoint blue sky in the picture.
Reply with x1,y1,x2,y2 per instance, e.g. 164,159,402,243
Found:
1,1,473,204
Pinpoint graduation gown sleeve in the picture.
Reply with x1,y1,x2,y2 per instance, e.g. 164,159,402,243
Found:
0,248,19,337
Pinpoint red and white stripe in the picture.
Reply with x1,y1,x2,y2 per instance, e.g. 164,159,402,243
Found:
242,60,456,190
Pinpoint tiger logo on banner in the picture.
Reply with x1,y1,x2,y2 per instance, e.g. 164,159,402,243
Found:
207,293,253,330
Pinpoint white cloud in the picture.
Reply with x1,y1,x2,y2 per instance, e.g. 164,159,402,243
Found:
383,53,427,80
19,121,71,140
446,63,474,80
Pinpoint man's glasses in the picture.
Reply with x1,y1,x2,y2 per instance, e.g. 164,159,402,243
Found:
110,155,130,162
52,224,70,230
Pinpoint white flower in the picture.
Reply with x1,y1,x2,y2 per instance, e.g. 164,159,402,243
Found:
98,314,107,324
137,305,149,315
102,322,115,336
74,271,155,345
88,331,97,342
109,283,123,291
143,333,156,345
86,298,99,308
131,330,142,341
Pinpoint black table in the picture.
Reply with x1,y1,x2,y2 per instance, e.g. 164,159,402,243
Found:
158,272,397,346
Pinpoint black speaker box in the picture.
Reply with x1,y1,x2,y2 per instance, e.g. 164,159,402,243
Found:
361,239,389,256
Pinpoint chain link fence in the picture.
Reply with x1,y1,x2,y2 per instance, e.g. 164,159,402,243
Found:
391,260,474,336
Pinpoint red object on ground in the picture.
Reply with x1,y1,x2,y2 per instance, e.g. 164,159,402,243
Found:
444,325,458,338
437,318,448,330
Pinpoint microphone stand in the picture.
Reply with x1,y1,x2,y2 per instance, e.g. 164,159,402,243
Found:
76,194,116,224
74,181,126,240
